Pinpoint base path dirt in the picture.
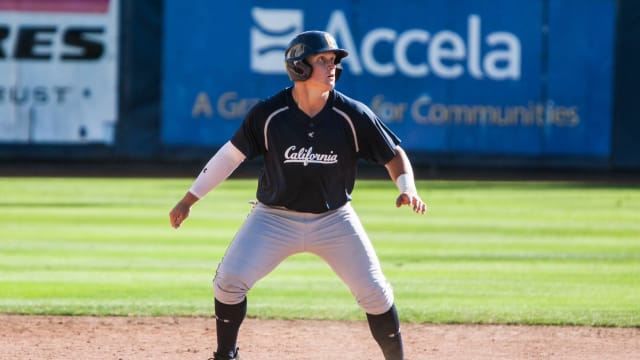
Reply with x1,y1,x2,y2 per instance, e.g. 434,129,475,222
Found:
1,315,638,359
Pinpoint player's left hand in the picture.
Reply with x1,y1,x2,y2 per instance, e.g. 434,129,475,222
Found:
396,192,427,214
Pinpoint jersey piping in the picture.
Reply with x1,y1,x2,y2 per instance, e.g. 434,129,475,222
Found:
331,106,360,153
264,106,289,151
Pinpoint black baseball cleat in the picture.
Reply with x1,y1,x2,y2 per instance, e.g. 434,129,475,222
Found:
209,348,240,360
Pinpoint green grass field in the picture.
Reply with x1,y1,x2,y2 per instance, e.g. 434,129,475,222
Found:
1,177,639,327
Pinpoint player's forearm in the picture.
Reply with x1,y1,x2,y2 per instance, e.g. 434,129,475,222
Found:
189,141,246,198
385,147,418,195
179,191,200,208
385,146,413,181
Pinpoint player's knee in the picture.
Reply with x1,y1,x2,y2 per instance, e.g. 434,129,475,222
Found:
357,283,394,315
213,273,249,305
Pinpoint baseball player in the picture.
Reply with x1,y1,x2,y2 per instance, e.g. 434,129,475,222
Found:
169,30,426,360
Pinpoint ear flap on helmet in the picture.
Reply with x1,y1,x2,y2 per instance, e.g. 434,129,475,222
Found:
286,59,313,82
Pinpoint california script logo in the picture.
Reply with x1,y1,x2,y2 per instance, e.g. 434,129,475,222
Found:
283,146,338,166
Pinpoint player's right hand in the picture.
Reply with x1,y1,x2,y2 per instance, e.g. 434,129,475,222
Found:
169,191,200,229
169,201,190,229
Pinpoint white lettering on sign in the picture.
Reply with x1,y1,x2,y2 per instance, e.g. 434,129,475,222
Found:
250,8,522,81
329,12,521,80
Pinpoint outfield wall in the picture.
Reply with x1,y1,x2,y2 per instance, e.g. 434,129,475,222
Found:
0,0,639,171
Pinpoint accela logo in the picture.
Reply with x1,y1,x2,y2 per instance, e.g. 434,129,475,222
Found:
250,7,521,81
250,7,303,74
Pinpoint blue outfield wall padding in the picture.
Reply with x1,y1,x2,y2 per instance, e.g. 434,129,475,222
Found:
611,0,640,169
115,0,163,159
161,0,619,169
2,0,639,172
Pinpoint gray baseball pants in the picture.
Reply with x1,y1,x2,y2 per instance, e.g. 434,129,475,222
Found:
213,202,394,315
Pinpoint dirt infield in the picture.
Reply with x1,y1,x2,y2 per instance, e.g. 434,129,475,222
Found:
1,315,638,360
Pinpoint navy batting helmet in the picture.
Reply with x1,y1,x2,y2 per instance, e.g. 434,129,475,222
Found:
284,31,349,82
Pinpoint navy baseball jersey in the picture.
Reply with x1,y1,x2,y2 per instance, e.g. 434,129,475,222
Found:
231,87,401,213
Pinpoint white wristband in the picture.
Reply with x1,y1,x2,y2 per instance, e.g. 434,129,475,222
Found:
395,173,417,195
189,141,246,199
